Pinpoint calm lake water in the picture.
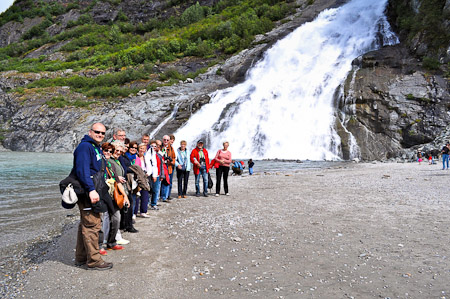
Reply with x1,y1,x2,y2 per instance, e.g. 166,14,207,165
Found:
0,151,348,250
0,152,73,250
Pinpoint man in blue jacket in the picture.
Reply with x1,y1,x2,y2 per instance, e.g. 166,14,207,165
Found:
71,122,113,270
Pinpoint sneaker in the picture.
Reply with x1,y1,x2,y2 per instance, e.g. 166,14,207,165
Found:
203,193,208,197
182,195,187,198
88,261,113,271
117,239,130,245
132,214,136,220
162,200,169,203
99,248,107,256
195,194,200,197
140,213,151,218
215,194,219,197
125,227,139,233
178,195,182,199
107,245,124,250
226,193,230,196
149,206,159,210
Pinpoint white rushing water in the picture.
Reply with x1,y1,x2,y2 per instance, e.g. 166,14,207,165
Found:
175,0,399,160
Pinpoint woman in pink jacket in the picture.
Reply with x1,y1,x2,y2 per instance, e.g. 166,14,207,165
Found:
214,141,232,196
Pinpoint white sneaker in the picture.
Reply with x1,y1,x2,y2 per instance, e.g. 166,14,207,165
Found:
117,239,130,245
226,193,230,196
215,194,219,197
140,213,150,218
132,214,136,220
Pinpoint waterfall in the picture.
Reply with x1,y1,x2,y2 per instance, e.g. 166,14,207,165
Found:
175,0,399,160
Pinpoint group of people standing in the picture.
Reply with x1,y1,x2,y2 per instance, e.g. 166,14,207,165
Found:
70,122,248,270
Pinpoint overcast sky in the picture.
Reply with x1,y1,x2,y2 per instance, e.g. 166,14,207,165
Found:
0,0,14,14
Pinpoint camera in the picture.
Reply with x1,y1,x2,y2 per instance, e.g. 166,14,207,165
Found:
165,156,172,163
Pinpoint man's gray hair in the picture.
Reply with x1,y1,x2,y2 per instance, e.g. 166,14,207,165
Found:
114,128,125,136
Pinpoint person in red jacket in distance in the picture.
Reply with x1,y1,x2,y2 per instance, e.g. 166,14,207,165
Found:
190,140,210,197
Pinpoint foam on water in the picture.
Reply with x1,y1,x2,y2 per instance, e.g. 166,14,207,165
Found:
175,0,398,160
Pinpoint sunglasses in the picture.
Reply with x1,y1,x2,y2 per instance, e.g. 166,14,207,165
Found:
91,130,106,135
131,147,138,149
163,139,170,141
104,150,113,153
114,149,123,153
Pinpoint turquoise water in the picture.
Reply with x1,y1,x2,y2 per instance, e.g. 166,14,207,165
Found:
0,152,73,249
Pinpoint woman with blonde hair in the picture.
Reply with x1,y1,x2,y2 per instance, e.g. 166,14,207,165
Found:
214,141,232,196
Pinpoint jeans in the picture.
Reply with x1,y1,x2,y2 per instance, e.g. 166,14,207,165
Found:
177,169,190,196
131,193,136,216
160,180,170,201
101,208,120,248
249,167,254,175
443,154,449,169
195,167,208,195
134,190,149,214
216,166,229,194
167,170,174,198
151,177,161,207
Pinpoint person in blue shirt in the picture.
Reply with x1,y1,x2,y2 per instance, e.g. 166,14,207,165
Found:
231,160,243,175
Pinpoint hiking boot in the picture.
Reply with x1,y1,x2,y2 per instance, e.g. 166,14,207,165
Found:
88,261,113,271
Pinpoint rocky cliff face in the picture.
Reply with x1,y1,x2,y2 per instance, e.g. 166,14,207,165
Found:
337,45,450,160
0,0,344,152
335,0,450,160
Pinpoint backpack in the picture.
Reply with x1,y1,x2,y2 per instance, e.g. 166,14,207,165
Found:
208,173,213,189
91,158,114,213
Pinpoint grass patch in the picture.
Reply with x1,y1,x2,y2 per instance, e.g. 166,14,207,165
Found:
45,96,93,108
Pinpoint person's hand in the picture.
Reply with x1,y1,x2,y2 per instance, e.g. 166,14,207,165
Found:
153,177,157,183
89,190,100,204
196,161,201,167
177,165,182,170
118,176,126,183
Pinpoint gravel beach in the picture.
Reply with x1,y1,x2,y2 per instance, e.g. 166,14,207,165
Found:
6,162,450,298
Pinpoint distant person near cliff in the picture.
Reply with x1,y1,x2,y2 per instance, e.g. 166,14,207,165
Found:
441,142,450,170
70,122,113,270
248,159,255,175
214,141,232,197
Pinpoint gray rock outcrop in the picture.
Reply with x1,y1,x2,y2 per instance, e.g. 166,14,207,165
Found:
338,45,450,160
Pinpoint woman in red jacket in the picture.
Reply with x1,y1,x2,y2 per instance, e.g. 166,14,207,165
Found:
190,140,210,197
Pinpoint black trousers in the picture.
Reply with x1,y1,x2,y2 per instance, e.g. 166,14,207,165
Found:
176,169,190,196
216,166,229,194
120,202,134,231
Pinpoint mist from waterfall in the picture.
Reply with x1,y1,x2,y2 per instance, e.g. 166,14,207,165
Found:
175,0,399,160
